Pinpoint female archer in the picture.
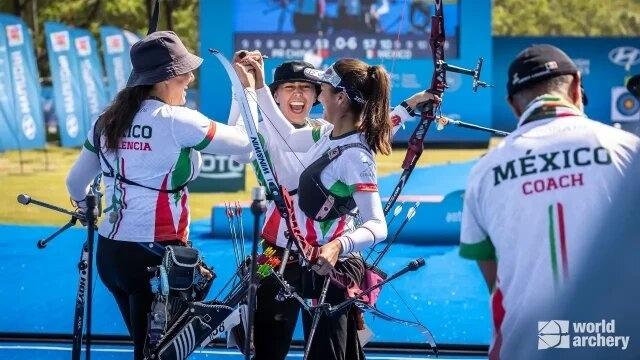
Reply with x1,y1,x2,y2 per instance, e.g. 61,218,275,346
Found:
65,31,257,359
236,52,439,359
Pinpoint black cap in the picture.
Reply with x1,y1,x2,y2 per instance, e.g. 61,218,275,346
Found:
269,60,321,105
127,31,202,87
507,44,580,97
627,74,640,100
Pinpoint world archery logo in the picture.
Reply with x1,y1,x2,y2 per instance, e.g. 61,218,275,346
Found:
538,319,631,350
538,320,570,349
6,24,24,47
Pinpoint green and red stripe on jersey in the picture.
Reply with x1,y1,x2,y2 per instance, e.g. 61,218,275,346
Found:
489,287,505,360
193,122,216,151
353,183,378,192
261,207,283,245
548,202,569,285
153,174,189,243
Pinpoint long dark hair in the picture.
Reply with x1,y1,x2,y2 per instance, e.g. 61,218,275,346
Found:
97,85,152,150
333,59,392,155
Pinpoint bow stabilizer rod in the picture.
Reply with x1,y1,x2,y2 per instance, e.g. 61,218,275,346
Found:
437,57,493,92
436,117,510,136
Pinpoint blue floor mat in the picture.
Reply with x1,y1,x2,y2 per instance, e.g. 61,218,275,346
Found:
378,161,477,197
0,222,490,346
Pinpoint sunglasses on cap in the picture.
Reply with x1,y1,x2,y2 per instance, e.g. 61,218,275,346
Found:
303,65,366,105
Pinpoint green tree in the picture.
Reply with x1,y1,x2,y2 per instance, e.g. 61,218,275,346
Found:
494,0,640,36
0,0,199,79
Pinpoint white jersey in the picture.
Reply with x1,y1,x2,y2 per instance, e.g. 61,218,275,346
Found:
296,129,378,246
252,86,412,248
228,93,324,248
459,95,640,359
84,98,254,243
257,118,328,248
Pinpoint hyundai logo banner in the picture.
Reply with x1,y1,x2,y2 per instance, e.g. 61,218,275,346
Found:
493,37,640,133
45,21,86,147
0,14,45,151
99,26,139,101
71,28,109,133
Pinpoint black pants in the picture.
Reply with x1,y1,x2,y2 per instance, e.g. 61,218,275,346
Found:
301,256,366,360
96,236,179,360
254,260,303,360
253,252,365,360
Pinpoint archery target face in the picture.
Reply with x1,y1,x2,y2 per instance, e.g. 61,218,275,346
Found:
611,86,640,122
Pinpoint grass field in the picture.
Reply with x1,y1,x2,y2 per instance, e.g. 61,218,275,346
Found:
0,144,488,225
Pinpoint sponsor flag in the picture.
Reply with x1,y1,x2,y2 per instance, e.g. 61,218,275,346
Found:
45,21,85,147
0,14,46,150
0,18,17,151
100,26,140,100
71,28,108,131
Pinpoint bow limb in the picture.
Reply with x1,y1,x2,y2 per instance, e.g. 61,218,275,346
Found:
356,301,438,355
147,0,160,35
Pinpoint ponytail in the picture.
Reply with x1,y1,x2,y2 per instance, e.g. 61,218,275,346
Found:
359,65,391,155
98,85,152,150
334,59,392,155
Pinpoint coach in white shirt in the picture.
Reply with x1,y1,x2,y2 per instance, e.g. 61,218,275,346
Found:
459,44,640,360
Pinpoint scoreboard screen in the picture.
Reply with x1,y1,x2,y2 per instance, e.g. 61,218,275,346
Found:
233,0,460,61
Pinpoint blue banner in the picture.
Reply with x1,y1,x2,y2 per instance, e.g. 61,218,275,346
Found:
71,28,108,131
0,19,17,151
45,22,85,147
493,37,640,132
0,14,46,150
99,26,139,100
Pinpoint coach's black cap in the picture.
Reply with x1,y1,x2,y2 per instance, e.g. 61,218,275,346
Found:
507,44,580,98
269,61,321,105
127,31,202,87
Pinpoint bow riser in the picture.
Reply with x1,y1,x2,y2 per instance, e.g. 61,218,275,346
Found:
429,15,446,95
147,0,160,35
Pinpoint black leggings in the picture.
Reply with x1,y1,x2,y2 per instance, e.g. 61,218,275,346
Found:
253,253,365,360
301,256,366,360
96,236,179,359
254,260,303,360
